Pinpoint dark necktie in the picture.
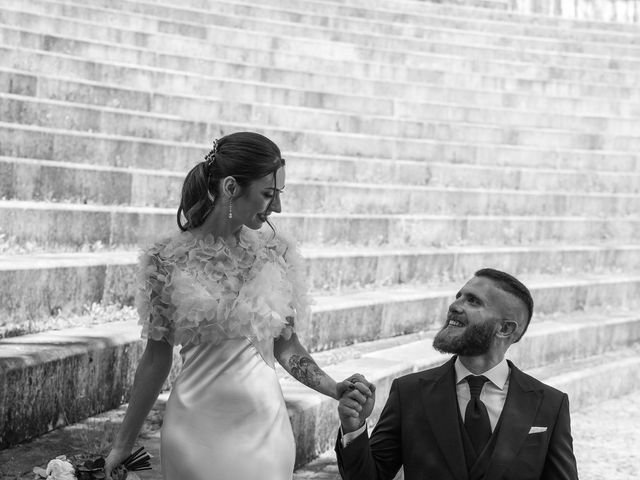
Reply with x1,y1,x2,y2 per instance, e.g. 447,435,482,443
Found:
464,375,492,455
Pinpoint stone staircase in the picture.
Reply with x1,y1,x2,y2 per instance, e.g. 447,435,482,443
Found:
1,0,639,476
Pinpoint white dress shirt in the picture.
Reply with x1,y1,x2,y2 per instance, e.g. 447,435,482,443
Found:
342,357,511,446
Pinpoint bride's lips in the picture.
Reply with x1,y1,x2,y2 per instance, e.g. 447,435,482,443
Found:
257,213,269,222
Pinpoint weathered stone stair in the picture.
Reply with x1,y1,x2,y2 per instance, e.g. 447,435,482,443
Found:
0,0,639,476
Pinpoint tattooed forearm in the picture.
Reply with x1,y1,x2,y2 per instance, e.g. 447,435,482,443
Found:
288,354,325,389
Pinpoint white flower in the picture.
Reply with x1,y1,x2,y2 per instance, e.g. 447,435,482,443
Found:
45,457,76,480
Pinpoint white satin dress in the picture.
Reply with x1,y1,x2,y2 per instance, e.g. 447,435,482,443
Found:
135,228,310,480
161,339,295,480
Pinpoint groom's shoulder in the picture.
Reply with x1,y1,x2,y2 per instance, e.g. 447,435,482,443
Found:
395,358,454,388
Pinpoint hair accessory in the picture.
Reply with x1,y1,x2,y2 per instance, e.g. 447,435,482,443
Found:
204,138,219,173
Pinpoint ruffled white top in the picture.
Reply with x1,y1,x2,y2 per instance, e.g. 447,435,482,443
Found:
136,227,311,365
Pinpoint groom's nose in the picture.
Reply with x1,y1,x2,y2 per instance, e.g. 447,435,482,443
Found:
448,300,463,313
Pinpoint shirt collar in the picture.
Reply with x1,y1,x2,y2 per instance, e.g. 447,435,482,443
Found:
454,357,510,390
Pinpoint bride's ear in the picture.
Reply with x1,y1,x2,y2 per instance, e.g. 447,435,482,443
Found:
222,176,238,198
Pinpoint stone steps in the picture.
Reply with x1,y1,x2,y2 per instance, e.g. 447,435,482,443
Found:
2,268,640,344
138,0,633,49
2,246,638,337
3,122,640,172
0,0,638,471
305,274,640,349
9,0,640,73
4,13,640,95
281,0,640,34
1,308,638,458
3,157,640,204
7,0,640,62
2,157,640,215
0,52,640,131
4,65,640,132
4,70,640,137
6,93,640,150
131,2,638,51
2,200,640,250
40,0,638,56
0,155,435,192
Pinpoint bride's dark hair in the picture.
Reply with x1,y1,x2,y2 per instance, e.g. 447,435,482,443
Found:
177,132,285,231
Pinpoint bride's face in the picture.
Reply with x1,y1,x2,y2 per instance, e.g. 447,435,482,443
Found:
235,167,285,230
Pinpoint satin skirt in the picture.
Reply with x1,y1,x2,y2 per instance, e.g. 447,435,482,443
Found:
161,338,295,480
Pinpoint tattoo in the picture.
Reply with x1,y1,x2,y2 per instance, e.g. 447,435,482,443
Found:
288,354,324,388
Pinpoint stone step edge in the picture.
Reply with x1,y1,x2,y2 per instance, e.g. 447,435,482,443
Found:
0,152,430,177
11,0,640,62
4,121,640,159
17,0,640,68
2,244,639,271
6,25,640,99
4,198,640,219
8,92,640,142
2,313,638,466
3,154,640,182
310,273,640,311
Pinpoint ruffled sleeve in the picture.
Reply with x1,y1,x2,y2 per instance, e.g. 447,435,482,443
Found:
135,230,312,349
136,241,177,345
278,233,313,339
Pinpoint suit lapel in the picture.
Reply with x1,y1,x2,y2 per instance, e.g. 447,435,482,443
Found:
420,357,468,480
482,362,543,480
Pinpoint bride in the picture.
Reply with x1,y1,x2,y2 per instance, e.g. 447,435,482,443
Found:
104,132,372,480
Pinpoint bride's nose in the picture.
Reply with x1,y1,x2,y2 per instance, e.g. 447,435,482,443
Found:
269,192,282,213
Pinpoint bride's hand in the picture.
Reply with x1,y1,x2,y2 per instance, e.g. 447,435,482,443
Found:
336,373,375,400
337,374,376,433
104,448,130,480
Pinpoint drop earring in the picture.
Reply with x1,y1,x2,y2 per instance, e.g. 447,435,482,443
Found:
228,198,233,219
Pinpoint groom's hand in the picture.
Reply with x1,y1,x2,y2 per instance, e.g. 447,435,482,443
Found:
338,376,376,433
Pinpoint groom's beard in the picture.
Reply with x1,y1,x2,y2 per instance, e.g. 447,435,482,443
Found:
432,319,494,356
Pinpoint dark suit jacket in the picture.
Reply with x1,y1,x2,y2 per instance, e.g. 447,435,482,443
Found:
336,357,578,480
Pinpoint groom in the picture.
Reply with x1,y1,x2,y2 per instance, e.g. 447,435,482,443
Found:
336,268,578,480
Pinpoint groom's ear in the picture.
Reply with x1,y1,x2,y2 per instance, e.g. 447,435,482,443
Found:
497,320,518,337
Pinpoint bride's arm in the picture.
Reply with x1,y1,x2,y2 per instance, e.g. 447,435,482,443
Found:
104,339,173,478
274,331,346,399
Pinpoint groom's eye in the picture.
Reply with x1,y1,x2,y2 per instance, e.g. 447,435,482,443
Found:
466,295,480,305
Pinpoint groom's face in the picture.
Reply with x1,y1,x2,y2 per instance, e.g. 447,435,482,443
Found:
433,277,505,356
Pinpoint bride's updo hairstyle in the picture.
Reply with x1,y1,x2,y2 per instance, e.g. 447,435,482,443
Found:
177,132,285,231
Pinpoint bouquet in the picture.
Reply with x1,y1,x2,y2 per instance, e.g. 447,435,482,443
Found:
33,447,152,480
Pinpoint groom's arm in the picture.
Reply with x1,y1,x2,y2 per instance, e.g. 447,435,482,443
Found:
336,379,403,480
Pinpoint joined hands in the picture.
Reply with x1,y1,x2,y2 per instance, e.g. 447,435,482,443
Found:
337,373,376,433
